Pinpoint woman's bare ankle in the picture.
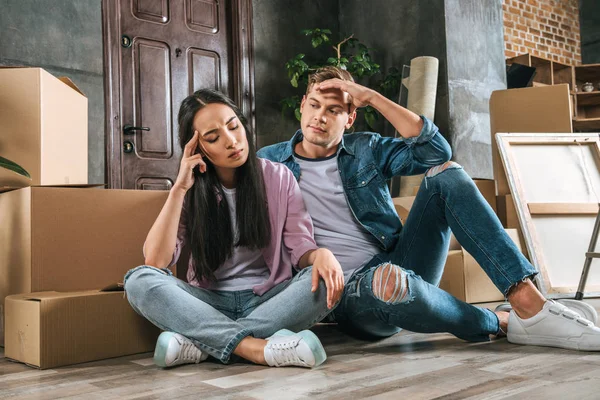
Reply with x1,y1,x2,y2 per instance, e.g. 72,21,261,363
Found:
233,337,267,365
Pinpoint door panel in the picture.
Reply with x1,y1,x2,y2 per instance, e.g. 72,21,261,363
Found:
133,0,170,23
186,0,219,33
132,39,172,158
102,0,253,189
189,48,221,92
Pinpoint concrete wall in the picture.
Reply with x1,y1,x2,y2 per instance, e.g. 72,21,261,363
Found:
579,0,600,64
252,0,339,148
0,0,104,184
445,0,506,179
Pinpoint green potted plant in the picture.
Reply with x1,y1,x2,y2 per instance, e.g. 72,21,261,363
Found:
0,156,30,179
281,28,400,130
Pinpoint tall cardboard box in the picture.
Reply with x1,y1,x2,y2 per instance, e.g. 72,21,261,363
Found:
489,84,573,196
5,290,160,369
0,187,168,345
0,68,88,187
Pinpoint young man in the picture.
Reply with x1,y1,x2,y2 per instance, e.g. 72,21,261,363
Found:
258,66,600,350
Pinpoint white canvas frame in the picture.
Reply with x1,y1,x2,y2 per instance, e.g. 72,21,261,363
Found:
497,133,600,297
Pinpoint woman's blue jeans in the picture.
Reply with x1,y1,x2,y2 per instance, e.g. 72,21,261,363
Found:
124,265,330,363
332,163,537,341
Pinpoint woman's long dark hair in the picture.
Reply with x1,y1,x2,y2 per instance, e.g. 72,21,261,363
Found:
178,89,270,282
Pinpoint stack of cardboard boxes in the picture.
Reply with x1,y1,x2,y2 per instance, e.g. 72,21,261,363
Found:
0,68,168,369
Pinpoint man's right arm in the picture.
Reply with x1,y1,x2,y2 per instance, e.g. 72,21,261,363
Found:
373,116,452,179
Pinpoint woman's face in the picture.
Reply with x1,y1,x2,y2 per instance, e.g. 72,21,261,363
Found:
192,103,249,169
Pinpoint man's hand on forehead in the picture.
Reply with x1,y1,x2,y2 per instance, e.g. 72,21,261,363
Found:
316,79,373,113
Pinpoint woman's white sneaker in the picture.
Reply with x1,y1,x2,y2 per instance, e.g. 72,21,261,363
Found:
507,300,600,351
153,332,209,368
264,329,327,367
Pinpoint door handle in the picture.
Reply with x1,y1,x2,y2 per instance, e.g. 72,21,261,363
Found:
123,125,150,134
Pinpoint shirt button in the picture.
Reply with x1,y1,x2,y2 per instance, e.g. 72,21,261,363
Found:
381,235,385,239
361,181,366,185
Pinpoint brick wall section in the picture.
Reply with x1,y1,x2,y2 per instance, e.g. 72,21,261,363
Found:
503,0,581,65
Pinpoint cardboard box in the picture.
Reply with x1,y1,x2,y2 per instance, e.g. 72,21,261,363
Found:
0,67,88,187
412,179,497,213
489,84,573,196
496,194,519,229
5,290,160,369
440,229,524,303
0,187,168,345
393,196,416,222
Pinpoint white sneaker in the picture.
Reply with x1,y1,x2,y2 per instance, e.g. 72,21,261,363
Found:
153,332,209,368
496,299,598,325
264,329,327,367
508,300,600,351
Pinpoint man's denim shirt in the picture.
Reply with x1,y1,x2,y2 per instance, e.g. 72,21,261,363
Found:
257,116,452,252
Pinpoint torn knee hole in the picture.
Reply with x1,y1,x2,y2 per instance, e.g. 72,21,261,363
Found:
372,263,409,304
426,161,461,177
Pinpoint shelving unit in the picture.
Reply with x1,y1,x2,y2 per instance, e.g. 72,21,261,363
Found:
573,64,600,131
506,55,600,132
507,53,573,89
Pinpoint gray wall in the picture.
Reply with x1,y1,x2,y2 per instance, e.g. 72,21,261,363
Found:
579,0,600,64
0,0,105,184
445,0,506,179
253,0,339,148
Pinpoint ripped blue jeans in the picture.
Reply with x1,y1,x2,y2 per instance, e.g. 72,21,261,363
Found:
332,162,537,341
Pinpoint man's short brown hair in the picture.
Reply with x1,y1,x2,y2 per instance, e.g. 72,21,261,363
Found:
306,66,354,94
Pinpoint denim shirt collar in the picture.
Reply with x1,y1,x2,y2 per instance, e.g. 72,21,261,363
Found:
281,129,355,162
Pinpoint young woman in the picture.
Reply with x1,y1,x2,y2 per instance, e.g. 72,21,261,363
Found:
124,89,344,368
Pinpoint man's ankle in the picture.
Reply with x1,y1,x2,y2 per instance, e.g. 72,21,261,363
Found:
507,279,546,319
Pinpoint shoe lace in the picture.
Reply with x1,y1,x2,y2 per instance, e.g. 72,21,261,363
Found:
180,340,204,363
269,340,303,366
549,305,593,327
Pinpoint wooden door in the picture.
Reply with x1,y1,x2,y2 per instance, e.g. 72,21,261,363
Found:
102,0,254,189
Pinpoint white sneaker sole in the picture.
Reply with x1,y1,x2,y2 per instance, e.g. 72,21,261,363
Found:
508,332,600,351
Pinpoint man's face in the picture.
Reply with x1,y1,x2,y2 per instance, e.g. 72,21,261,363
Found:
299,85,356,150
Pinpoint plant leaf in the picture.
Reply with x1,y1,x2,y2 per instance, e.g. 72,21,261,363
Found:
0,156,31,178
294,108,302,121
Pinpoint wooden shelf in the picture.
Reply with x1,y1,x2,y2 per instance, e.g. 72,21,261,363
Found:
573,117,600,131
575,91,600,107
574,64,600,83
506,53,573,88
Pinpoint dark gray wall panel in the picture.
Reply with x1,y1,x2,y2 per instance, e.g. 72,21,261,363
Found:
580,0,600,64
0,0,104,184
252,0,339,148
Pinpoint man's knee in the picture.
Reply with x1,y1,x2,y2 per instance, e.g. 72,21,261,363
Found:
425,161,462,178
372,263,410,305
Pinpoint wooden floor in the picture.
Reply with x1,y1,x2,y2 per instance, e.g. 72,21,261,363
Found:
3,301,600,400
